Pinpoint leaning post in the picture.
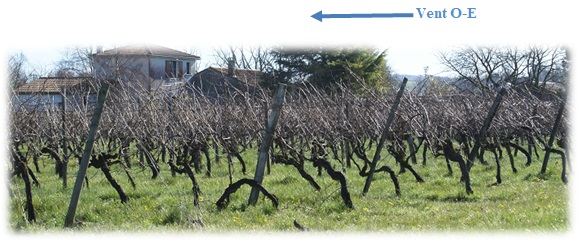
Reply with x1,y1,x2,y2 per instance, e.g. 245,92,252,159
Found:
362,77,408,196
466,86,508,170
541,95,566,174
248,83,287,205
64,82,110,227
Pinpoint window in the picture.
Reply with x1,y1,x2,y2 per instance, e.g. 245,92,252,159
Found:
165,60,177,78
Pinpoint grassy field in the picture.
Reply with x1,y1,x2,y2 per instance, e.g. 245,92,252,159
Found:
8,145,569,233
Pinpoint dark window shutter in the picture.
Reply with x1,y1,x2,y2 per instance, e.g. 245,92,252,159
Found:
165,61,172,78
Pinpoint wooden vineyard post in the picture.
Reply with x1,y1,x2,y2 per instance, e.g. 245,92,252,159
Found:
248,83,287,205
362,77,408,196
64,82,110,227
467,86,507,170
541,96,566,174
60,86,68,189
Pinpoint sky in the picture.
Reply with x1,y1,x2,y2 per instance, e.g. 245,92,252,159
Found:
13,45,449,78
6,0,573,80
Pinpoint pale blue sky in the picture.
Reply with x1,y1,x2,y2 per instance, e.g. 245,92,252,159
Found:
16,46,448,78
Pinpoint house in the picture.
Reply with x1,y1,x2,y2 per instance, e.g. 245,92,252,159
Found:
13,45,205,111
186,60,264,101
92,44,201,93
12,77,96,111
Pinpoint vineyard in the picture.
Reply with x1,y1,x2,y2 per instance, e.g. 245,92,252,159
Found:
8,77,569,231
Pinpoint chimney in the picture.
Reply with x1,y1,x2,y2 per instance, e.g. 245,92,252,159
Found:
227,57,235,77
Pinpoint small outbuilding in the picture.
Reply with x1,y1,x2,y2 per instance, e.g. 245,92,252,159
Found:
12,77,96,111
187,61,264,100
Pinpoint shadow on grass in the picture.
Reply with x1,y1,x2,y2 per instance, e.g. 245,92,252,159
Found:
424,193,479,203
271,176,298,185
523,171,552,182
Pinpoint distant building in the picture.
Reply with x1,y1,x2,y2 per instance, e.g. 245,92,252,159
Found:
92,44,200,93
187,60,264,101
12,77,96,111
13,45,270,111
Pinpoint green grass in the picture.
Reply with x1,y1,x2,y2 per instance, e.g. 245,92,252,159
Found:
8,146,569,233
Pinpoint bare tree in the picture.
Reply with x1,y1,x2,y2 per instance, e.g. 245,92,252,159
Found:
437,45,568,95
212,45,274,72
52,46,100,77
524,46,568,88
8,52,30,88
437,46,503,94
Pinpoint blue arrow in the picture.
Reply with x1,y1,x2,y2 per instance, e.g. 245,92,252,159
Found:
311,10,414,22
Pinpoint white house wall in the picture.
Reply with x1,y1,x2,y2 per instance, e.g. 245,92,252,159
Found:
94,56,197,82
93,56,150,81
93,56,153,92
12,94,62,111
12,94,95,112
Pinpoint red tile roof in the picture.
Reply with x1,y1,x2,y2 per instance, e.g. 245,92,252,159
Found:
16,77,90,93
